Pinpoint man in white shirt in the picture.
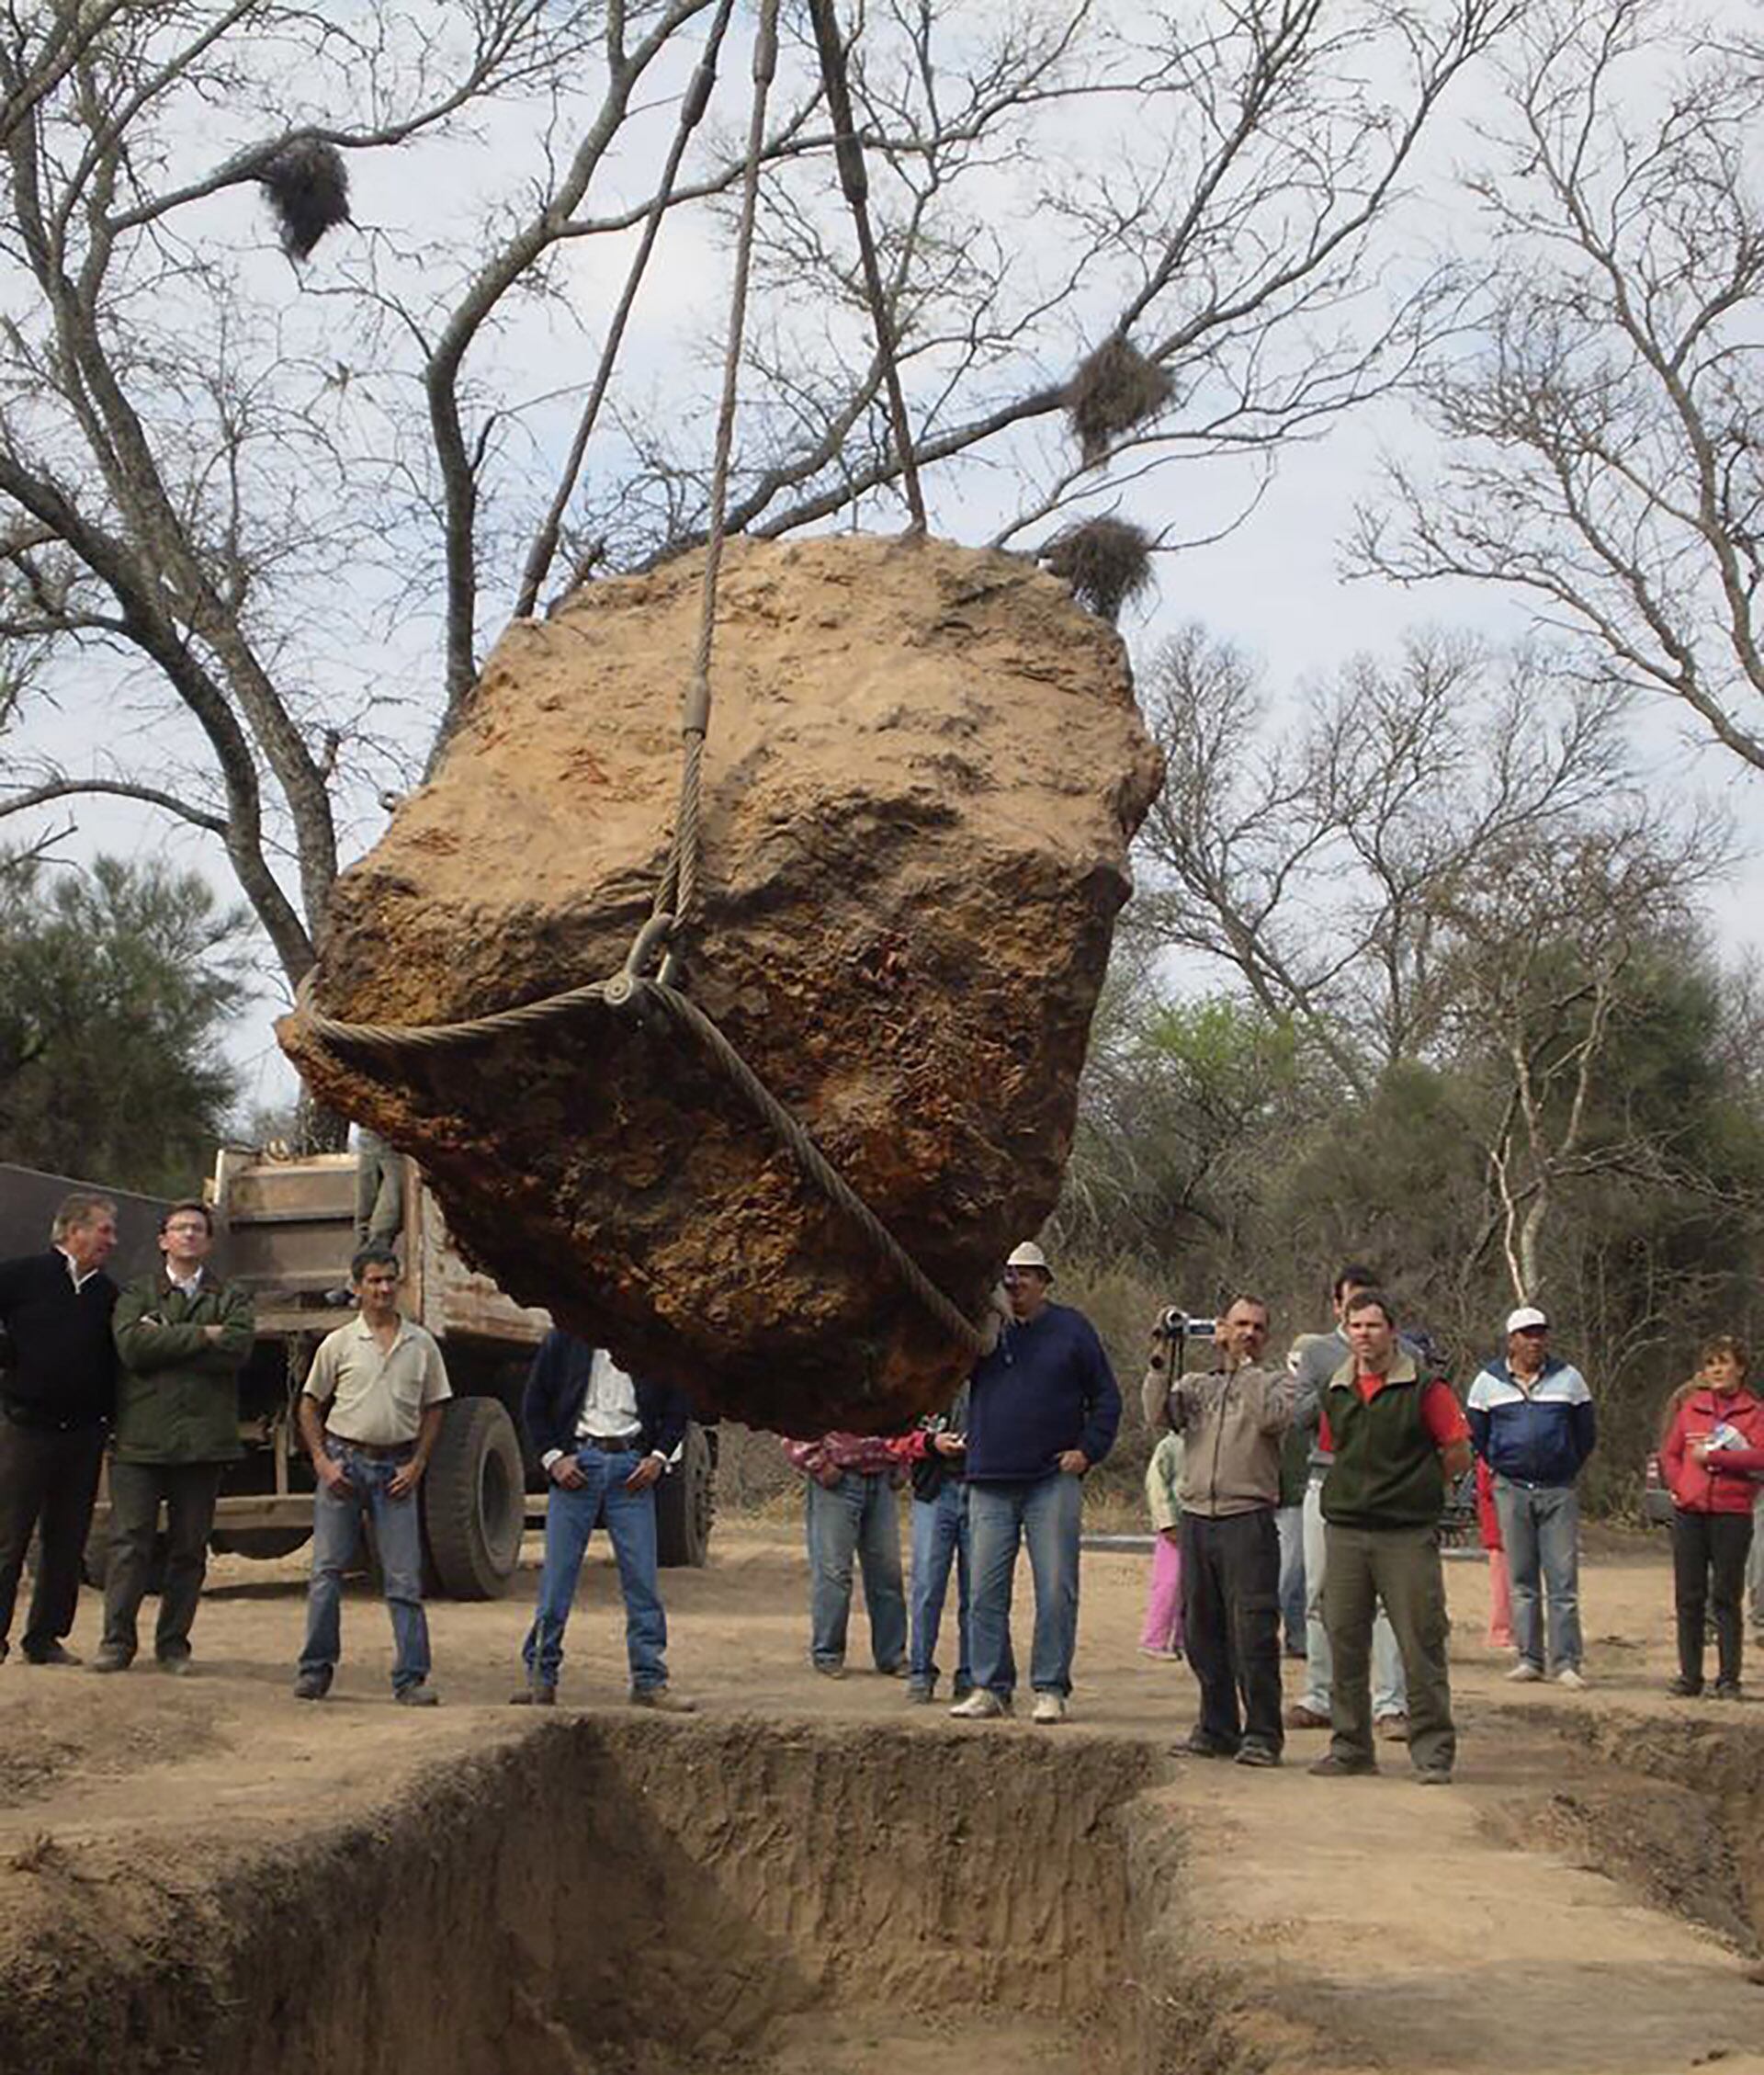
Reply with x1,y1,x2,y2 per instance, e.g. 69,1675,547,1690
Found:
294,1245,451,1705
511,1328,695,1709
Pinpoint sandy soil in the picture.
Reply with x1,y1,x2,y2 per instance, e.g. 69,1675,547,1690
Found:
0,1520,1759,2073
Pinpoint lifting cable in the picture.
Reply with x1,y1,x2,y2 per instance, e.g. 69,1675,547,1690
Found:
804,0,925,534
288,0,982,1358
514,0,739,622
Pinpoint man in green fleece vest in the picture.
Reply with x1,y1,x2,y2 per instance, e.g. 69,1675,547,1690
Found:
1310,1291,1471,1785
96,1201,254,1674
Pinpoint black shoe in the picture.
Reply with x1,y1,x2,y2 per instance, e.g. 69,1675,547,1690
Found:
1712,1680,1744,1702
293,1670,331,1701
1235,1741,1282,1768
1182,1729,1241,1759
23,1642,80,1667
91,1648,132,1674
1308,1752,1378,1777
1666,1676,1703,1698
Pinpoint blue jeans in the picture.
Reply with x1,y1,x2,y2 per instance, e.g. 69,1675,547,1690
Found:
967,1473,1081,1698
299,1439,430,1694
805,1471,907,1670
1275,1502,1306,1653
908,1482,971,1692
523,1445,667,1691
1495,1479,1582,1672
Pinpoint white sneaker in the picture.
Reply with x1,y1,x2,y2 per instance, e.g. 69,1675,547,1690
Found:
1555,1666,1588,1690
1031,1692,1068,1725
949,1689,1007,1719
1506,1661,1544,1684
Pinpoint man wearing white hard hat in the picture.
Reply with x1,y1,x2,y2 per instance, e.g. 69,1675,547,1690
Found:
951,1242,1121,1725
1465,1307,1597,1689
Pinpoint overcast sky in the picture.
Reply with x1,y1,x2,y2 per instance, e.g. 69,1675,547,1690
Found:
6,1,1758,1128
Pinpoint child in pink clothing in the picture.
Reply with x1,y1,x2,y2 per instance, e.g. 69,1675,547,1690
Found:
1139,1430,1185,1658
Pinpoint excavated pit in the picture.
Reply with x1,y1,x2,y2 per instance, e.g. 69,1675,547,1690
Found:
0,1719,1238,2075
1485,1706,1764,1967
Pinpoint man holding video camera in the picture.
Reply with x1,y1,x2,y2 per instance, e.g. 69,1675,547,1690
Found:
1144,1297,1293,1766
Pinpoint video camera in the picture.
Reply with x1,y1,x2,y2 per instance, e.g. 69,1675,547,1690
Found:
1155,1307,1217,1340
1145,1307,1218,1372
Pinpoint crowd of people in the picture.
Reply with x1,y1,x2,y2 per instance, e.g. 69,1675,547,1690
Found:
782,1253,1764,1779
3,1194,1763,1751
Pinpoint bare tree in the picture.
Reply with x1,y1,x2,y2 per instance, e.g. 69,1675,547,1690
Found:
1430,819,1722,1301
1357,0,1764,770
1136,625,1631,1094
1136,617,1731,1296
0,0,1510,1015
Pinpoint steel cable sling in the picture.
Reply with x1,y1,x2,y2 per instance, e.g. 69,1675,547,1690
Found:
289,0,983,1359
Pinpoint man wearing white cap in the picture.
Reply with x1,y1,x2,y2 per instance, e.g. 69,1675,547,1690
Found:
1465,1307,1597,1688
951,1242,1121,1725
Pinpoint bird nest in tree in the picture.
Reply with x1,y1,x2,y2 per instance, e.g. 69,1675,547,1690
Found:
1066,339,1174,463
257,139,351,260
1042,517,1154,622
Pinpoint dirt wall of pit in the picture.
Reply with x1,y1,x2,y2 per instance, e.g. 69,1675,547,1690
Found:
0,1719,1238,2075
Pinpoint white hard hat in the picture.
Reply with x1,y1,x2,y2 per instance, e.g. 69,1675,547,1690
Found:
1505,1306,1548,1333
1005,1241,1053,1278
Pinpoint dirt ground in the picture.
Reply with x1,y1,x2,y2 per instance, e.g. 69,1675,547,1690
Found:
0,1516,1760,2074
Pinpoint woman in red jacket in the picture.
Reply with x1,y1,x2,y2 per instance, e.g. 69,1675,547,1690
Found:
1659,1335,1764,1698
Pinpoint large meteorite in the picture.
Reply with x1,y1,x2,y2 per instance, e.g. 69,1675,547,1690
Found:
280,536,1163,1433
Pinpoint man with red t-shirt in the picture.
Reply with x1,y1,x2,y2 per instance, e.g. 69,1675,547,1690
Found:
1310,1291,1471,1785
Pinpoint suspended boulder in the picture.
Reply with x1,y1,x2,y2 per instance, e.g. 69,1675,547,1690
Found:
279,534,1163,1434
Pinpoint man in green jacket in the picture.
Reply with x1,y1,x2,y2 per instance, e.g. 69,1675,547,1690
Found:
96,1201,254,1674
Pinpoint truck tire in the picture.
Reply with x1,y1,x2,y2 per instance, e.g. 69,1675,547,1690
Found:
655,1423,715,1569
209,1527,311,1561
78,1523,166,1594
422,1396,524,1599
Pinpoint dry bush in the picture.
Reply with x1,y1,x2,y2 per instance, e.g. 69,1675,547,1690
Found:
257,139,351,260
1042,516,1154,622
1067,338,1175,463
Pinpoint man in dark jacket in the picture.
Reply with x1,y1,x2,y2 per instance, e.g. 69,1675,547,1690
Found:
0,1192,119,1666
512,1328,695,1709
951,1242,1121,1727
96,1201,255,1674
1465,1306,1597,1689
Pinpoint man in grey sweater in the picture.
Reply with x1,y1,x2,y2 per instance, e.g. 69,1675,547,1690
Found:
1144,1296,1294,1767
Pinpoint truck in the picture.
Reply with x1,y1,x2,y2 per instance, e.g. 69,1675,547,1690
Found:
0,1152,718,1596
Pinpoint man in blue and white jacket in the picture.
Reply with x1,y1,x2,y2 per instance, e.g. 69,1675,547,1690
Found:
1466,1306,1597,1688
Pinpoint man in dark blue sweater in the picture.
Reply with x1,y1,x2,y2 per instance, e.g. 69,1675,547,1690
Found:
950,1242,1120,1725
0,1192,120,1666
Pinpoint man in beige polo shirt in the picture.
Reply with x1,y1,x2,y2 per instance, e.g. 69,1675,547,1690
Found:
294,1245,450,1705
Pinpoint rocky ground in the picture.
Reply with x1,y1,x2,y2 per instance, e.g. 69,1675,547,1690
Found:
0,1519,1758,2073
